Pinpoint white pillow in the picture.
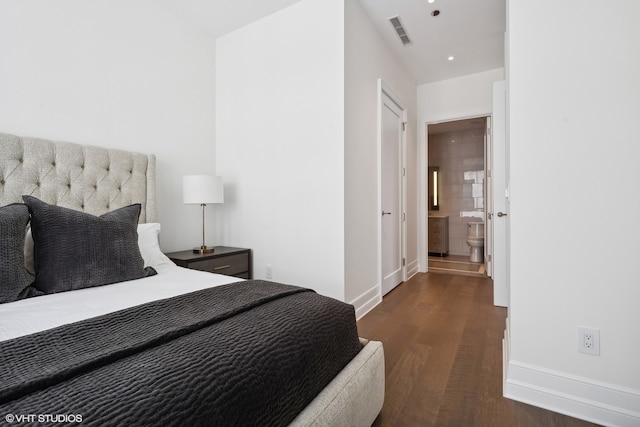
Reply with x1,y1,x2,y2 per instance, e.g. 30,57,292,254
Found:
137,223,175,268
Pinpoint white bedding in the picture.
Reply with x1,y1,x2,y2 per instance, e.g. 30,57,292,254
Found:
0,263,241,342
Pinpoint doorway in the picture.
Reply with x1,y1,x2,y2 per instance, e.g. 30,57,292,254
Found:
426,116,489,277
379,81,407,296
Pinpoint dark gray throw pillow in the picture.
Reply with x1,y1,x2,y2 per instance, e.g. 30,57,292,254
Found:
0,203,35,303
22,196,156,295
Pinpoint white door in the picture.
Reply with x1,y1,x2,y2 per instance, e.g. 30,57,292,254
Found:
381,90,404,296
485,117,493,277
492,80,509,307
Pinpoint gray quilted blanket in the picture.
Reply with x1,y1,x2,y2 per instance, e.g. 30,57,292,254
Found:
0,280,362,426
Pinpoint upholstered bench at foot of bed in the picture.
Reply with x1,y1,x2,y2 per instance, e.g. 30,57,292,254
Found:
289,339,385,427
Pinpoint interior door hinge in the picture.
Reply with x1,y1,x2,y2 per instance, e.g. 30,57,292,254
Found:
402,122,407,131
402,167,406,177
402,212,406,222
402,258,406,267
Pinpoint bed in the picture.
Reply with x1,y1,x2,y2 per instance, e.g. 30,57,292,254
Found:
0,132,385,426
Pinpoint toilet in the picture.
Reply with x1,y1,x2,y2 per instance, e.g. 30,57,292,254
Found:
466,222,484,263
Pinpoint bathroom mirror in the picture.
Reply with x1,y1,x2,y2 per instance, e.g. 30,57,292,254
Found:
428,166,440,210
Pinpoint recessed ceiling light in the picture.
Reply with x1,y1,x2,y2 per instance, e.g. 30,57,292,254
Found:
427,0,436,3
448,56,455,61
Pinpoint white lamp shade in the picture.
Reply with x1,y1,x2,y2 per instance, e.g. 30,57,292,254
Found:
183,175,224,204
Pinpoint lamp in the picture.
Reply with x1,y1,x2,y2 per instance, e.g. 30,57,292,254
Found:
428,166,439,210
183,175,224,254
433,169,439,209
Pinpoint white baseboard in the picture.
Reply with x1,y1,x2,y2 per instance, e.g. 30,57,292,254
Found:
350,258,418,321
350,284,381,321
503,327,640,426
406,258,419,280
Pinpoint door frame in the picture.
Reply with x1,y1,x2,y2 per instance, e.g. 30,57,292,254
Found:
420,112,492,274
485,116,493,277
378,79,407,294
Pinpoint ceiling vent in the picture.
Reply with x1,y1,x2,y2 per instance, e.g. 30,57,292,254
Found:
388,16,412,46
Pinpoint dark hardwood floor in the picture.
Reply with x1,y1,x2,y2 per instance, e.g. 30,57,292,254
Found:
357,272,601,427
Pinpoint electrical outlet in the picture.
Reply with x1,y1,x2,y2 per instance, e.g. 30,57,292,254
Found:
578,327,600,356
266,265,273,280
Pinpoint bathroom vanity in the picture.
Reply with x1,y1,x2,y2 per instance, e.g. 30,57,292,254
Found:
428,215,449,256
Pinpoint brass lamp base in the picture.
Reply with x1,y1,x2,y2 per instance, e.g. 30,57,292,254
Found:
193,246,215,254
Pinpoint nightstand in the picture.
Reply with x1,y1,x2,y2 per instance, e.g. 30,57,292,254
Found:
166,247,252,279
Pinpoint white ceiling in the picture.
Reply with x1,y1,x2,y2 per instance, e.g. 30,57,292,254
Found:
358,0,506,85
155,0,506,86
155,0,304,39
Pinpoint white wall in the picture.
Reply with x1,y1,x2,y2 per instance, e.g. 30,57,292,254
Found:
505,1,640,424
0,0,217,252
344,0,417,316
416,69,504,269
215,0,345,300
417,69,505,125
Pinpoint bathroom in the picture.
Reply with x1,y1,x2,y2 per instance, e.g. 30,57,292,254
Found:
427,117,487,277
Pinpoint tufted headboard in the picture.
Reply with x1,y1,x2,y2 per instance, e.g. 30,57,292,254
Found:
0,132,157,223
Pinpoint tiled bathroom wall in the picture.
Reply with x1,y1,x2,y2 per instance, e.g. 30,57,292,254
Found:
428,128,485,256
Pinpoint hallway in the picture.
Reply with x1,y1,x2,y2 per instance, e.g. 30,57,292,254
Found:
357,272,600,427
